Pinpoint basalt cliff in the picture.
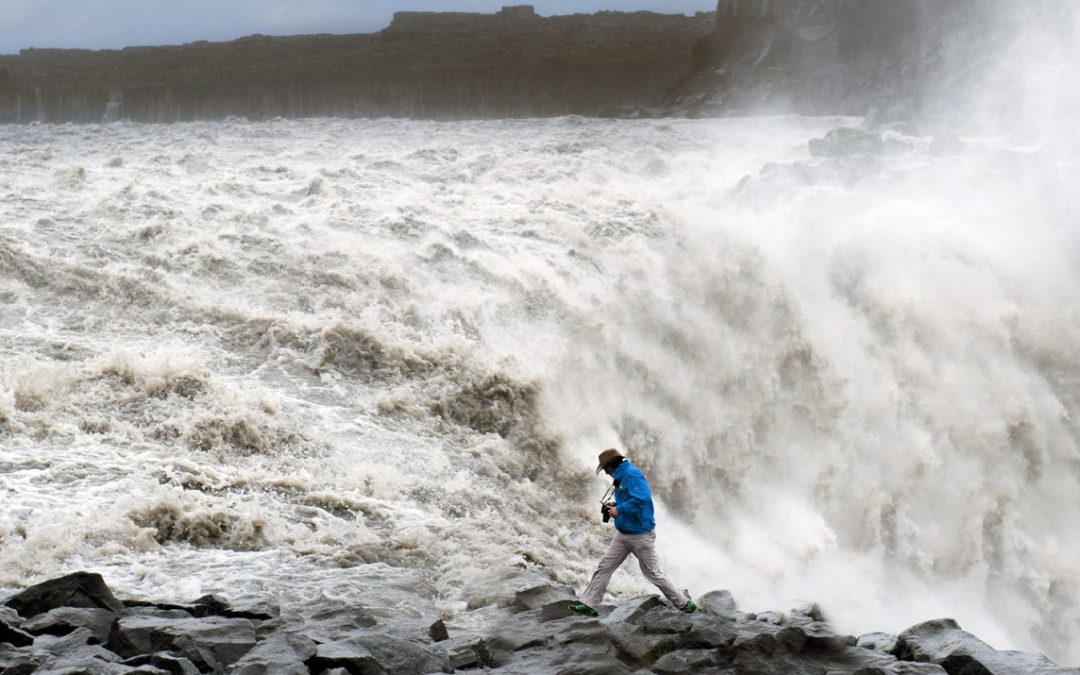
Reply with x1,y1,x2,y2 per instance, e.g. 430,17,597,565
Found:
671,0,1075,128
0,6,714,123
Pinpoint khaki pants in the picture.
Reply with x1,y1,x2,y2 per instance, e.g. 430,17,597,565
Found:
580,530,688,609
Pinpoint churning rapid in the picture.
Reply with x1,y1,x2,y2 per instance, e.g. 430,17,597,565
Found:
1,109,1079,661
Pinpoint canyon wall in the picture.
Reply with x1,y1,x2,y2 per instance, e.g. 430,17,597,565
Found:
669,0,1075,128
0,7,714,123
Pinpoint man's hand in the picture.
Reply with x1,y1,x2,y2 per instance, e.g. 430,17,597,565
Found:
608,506,618,519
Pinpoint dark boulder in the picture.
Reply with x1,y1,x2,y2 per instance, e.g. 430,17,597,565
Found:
602,594,664,625
21,607,116,643
859,632,900,653
123,594,277,621
485,618,548,658
892,618,1075,675
600,597,689,663
230,632,316,675
108,611,257,670
697,589,739,620
539,599,578,623
444,636,493,670
4,572,124,618
680,614,737,650
306,639,386,675
342,632,451,675
635,604,693,634
428,618,449,642
296,606,378,644
26,627,125,674
511,583,575,612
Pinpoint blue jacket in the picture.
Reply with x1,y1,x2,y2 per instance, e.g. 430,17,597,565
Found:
611,460,655,534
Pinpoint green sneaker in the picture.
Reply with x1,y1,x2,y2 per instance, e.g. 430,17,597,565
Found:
569,602,598,617
680,599,697,614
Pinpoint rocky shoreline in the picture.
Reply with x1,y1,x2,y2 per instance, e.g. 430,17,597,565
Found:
1,572,1075,674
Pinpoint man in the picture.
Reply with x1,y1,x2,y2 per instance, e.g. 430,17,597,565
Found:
570,449,696,617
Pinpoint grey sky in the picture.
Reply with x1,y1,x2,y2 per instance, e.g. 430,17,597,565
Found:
0,1,716,55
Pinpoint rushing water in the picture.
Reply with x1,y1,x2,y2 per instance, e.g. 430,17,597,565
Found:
1,113,1078,661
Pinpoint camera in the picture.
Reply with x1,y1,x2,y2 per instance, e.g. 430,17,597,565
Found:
601,502,615,523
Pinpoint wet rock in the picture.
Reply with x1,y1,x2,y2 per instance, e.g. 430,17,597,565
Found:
800,621,856,651
306,639,385,675
444,636,493,670
198,596,278,622
0,605,23,626
680,614,737,649
108,613,257,670
651,647,723,674
551,618,609,646
789,602,827,625
603,614,685,662
5,573,1074,675
190,594,229,616
4,572,125,618
809,128,885,158
29,627,125,674
0,643,33,671
428,618,449,642
0,613,34,647
226,600,279,622
697,589,738,620
21,607,116,643
755,611,787,625
485,618,547,657
892,618,1074,675
123,595,277,621
511,583,575,612
501,642,636,675
121,652,201,675
298,606,379,643
602,594,664,625
854,665,948,674
342,632,451,675
230,632,316,675
859,632,899,653
635,605,693,634
539,599,577,623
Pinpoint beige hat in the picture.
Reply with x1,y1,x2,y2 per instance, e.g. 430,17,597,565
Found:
596,448,625,474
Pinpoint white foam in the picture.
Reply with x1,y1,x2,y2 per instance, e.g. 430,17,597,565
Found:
0,106,1078,662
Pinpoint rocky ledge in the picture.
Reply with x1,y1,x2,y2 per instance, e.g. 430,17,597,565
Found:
1,572,1076,674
